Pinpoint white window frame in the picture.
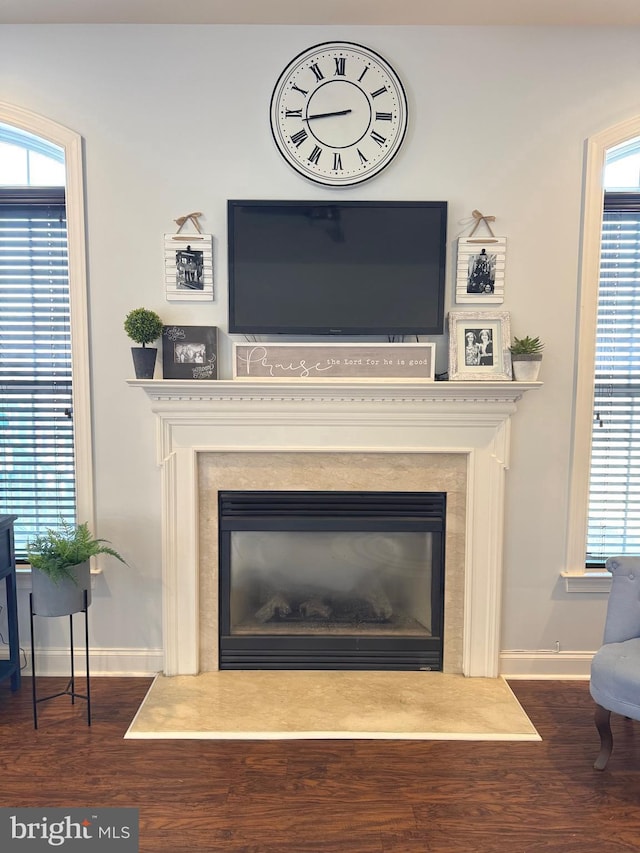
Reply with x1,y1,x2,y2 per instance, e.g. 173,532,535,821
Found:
564,115,640,591
0,101,94,541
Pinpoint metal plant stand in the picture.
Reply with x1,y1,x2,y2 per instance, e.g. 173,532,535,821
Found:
29,589,91,728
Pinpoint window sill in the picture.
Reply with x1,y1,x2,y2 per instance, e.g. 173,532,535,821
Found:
561,571,611,593
15,565,103,591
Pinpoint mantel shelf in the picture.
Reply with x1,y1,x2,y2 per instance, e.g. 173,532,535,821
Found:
127,378,542,406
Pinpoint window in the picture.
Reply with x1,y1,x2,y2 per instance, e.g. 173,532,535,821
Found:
0,123,66,187
0,112,91,564
587,191,640,564
0,187,75,559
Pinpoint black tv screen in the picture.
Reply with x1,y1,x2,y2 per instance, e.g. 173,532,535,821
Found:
228,200,447,336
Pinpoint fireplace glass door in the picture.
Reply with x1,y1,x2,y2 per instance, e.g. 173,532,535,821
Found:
218,491,446,670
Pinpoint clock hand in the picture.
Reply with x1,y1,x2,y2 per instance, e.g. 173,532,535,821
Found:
303,109,353,121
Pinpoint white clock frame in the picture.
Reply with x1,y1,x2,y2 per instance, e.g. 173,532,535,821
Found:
270,41,409,187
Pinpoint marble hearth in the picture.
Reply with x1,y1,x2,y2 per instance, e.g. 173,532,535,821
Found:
130,379,540,678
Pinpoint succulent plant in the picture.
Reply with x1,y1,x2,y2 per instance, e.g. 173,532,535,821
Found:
509,335,545,356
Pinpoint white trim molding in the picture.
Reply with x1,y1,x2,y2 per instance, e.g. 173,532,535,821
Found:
501,650,594,679
565,114,640,578
0,102,94,529
561,571,611,593
20,647,163,677
16,566,103,591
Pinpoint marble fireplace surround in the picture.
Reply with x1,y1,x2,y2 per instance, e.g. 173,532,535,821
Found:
130,379,540,678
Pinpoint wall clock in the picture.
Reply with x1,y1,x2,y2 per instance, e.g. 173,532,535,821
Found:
270,41,408,187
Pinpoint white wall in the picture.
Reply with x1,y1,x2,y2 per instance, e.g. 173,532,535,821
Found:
2,24,640,675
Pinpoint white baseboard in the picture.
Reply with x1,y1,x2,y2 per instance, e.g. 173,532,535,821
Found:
500,650,594,679
16,647,164,677
2,646,594,679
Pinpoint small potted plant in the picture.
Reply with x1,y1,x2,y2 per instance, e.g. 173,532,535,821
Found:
509,335,544,381
27,519,126,617
124,307,163,379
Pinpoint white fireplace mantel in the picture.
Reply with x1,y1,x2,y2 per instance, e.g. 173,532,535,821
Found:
129,379,541,678
130,378,538,406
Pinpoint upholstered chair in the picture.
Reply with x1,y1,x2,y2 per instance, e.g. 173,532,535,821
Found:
590,555,640,769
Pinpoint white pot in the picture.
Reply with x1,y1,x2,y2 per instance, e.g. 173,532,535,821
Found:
511,355,542,382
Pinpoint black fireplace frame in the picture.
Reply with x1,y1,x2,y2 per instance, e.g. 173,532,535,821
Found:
218,490,446,671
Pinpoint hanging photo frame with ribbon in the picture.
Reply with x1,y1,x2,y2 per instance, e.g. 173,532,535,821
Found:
165,212,214,302
455,210,506,305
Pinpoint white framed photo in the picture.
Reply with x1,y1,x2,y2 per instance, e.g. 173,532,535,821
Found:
448,311,512,381
164,233,214,301
455,237,507,304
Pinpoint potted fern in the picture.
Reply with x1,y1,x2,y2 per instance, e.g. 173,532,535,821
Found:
509,335,544,381
124,307,163,379
27,520,126,616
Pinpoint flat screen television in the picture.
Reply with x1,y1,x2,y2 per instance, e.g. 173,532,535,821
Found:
227,200,447,336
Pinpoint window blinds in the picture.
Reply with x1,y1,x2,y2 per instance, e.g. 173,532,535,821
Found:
587,192,640,564
0,188,75,559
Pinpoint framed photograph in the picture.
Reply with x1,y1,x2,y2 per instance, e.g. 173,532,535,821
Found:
164,233,214,301
455,236,507,304
162,326,218,380
448,311,512,381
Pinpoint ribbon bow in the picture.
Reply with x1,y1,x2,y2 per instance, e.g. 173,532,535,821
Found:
468,209,496,238
174,212,203,234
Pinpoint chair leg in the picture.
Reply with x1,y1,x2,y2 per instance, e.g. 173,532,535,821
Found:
594,704,613,770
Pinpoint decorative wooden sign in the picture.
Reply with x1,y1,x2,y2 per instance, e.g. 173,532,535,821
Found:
233,342,435,381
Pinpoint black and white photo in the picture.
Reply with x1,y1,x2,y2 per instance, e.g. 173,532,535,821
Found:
174,341,206,363
463,327,494,367
175,246,204,290
467,249,496,294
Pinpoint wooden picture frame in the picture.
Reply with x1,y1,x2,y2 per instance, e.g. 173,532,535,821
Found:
448,311,512,381
164,233,214,301
455,236,507,304
162,325,217,380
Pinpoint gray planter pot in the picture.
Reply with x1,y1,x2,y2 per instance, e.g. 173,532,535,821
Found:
511,354,543,382
31,561,91,617
131,347,157,379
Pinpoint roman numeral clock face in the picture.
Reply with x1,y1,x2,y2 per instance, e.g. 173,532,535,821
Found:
270,42,408,187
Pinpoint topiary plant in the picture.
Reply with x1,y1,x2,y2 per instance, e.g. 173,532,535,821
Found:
124,308,163,348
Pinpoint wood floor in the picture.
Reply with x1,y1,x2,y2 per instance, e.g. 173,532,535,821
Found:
0,677,639,852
